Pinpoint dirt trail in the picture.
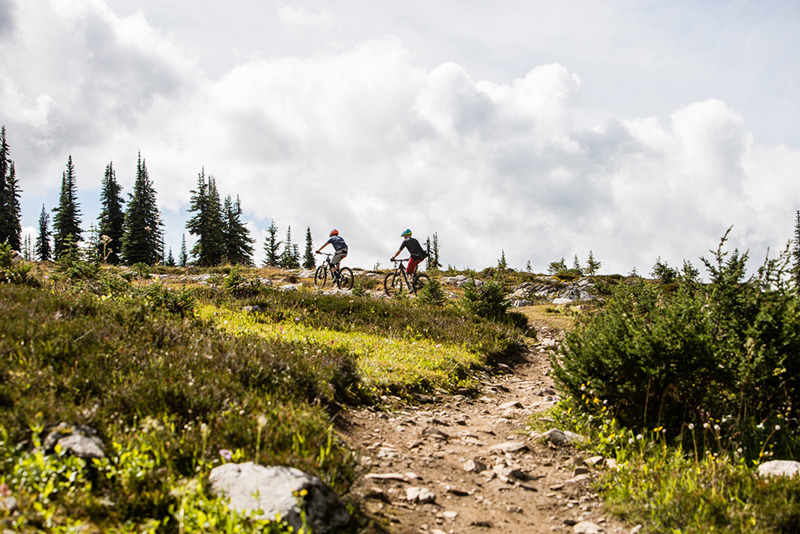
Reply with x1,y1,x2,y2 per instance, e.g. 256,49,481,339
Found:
341,324,635,534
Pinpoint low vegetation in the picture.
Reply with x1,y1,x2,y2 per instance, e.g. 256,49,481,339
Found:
546,232,800,533
0,246,529,532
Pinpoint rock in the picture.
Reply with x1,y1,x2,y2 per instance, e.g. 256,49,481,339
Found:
539,429,585,447
498,401,523,410
463,459,488,473
585,456,604,467
208,462,349,533
630,526,643,534
513,299,532,307
0,497,17,513
364,473,408,482
421,426,450,441
42,423,105,459
242,305,268,314
442,511,458,519
406,486,436,503
553,297,573,305
574,466,590,475
574,521,605,533
488,441,529,453
758,460,800,478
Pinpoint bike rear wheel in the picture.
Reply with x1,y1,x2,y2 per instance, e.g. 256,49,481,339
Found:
384,271,406,297
412,273,430,294
314,265,328,288
338,267,354,290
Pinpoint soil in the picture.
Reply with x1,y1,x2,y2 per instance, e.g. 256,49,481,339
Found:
340,322,637,534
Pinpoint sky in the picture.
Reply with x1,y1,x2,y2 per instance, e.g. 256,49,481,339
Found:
1,0,800,274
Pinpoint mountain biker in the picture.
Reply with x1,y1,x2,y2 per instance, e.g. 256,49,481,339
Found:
391,229,427,275
317,229,348,278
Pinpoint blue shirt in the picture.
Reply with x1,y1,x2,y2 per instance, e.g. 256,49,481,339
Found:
326,235,348,252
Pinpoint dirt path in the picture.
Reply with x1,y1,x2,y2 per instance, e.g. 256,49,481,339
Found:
341,324,636,534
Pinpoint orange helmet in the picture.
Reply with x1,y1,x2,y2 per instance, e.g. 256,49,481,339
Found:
330,229,339,236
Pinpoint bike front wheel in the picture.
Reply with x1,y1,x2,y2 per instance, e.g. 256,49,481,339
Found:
338,267,354,290
314,265,328,289
412,273,430,294
384,271,406,297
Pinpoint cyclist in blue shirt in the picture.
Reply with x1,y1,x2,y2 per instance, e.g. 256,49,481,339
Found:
317,229,348,279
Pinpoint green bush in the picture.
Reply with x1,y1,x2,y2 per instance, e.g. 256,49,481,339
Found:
553,233,800,459
461,277,511,320
417,276,447,306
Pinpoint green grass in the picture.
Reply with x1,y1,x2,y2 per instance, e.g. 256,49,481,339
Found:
197,303,483,393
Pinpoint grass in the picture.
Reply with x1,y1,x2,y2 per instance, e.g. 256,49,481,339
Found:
0,258,530,532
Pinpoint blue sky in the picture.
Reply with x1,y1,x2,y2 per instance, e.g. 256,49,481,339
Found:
1,0,799,274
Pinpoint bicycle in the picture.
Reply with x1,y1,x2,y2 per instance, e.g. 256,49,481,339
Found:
384,258,429,296
314,252,354,290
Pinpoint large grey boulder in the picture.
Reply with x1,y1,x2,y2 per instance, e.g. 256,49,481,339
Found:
757,460,800,479
208,463,349,532
43,423,105,459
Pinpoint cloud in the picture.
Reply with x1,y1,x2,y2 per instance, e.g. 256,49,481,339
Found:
277,5,335,33
2,0,799,276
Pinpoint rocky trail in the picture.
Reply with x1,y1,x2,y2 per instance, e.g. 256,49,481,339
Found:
341,325,638,534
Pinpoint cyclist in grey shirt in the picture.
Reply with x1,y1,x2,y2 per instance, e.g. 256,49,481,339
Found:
317,229,348,278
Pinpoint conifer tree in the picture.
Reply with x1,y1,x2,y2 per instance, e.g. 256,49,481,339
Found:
35,205,52,261
52,156,83,260
280,226,300,268
179,234,188,267
222,195,255,265
97,161,125,264
303,227,315,269
0,128,22,250
166,248,175,267
431,233,442,270
425,237,432,270
23,234,32,260
263,220,282,267
584,250,602,276
573,255,581,271
793,211,800,287
185,169,225,266
121,153,163,265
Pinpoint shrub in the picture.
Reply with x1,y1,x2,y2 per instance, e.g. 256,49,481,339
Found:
417,277,447,306
553,232,800,459
461,277,511,320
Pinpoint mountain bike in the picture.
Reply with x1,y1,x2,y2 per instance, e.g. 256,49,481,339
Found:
314,253,354,290
384,258,429,296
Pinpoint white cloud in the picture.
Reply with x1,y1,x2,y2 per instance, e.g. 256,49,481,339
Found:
2,0,800,276
277,5,334,33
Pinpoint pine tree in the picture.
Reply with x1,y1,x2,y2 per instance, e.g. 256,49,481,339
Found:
303,227,315,269
23,234,32,261
121,153,163,265
497,250,508,270
431,233,442,270
179,234,188,267
52,156,83,260
0,127,20,250
166,248,175,267
280,226,300,268
425,237,432,270
573,255,581,271
548,257,567,274
35,205,52,261
584,250,602,276
263,220,282,267
793,211,800,287
185,170,225,266
97,161,125,264
222,195,255,265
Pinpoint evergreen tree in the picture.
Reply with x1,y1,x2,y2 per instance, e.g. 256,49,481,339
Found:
793,211,800,287
526,260,532,273
166,248,175,267
279,226,300,268
23,233,32,261
263,220,282,267
185,169,225,266
303,227,315,269
179,234,188,267
0,127,20,250
584,250,602,276
548,257,567,274
425,237,432,270
52,156,83,260
222,195,255,265
35,204,52,261
431,232,442,270
573,255,581,271
121,153,163,265
497,250,508,270
97,161,125,264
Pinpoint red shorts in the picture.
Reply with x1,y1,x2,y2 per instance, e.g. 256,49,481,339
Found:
407,257,420,274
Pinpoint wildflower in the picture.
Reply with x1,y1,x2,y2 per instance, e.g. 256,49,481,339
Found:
688,423,695,430
775,425,781,431
757,422,765,429
581,384,586,391
636,434,643,440
628,438,634,444
714,424,720,431
219,449,233,461
704,423,710,429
